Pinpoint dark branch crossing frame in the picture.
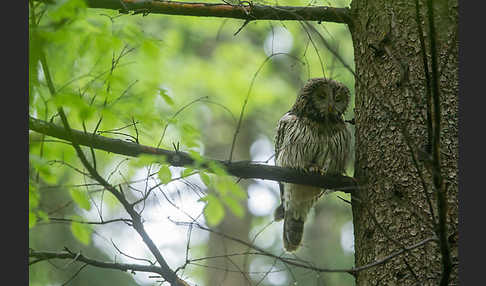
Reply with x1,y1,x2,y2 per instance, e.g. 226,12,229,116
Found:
83,0,352,24
29,116,357,192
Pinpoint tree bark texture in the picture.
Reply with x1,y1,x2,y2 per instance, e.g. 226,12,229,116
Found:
349,0,458,285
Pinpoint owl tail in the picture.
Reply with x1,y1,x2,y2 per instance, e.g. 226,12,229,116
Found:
283,215,304,252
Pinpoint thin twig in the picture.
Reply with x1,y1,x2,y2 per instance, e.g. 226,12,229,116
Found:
425,0,452,284
45,217,133,225
172,220,437,276
111,239,155,265
61,263,89,286
29,249,163,274
414,0,433,155
228,52,305,162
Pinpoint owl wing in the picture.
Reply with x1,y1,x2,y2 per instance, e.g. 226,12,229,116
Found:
274,112,295,221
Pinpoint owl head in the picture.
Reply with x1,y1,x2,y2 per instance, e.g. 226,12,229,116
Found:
291,78,350,121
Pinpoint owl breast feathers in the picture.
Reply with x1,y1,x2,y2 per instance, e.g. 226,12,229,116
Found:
274,77,351,252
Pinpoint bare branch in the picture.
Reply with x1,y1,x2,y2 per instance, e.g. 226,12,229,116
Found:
77,0,352,24
29,249,162,274
351,236,437,274
45,217,133,225
174,220,438,276
29,116,358,192
61,263,89,286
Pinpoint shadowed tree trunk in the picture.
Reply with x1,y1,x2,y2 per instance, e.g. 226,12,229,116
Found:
349,0,458,285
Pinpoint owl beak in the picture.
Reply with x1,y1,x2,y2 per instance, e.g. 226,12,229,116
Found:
328,105,334,113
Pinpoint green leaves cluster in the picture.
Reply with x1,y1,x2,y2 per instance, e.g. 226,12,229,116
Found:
30,0,166,140
29,183,49,229
156,154,246,226
69,189,91,211
70,215,93,245
69,189,93,244
200,171,246,226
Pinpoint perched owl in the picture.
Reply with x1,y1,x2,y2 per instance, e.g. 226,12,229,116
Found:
274,77,351,252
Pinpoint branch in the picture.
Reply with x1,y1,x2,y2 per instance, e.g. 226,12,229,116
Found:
80,0,351,24
29,248,161,273
424,0,451,285
29,116,357,192
174,220,438,276
46,217,133,225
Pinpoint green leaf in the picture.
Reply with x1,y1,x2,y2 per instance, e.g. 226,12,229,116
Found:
29,28,41,105
222,196,244,218
29,211,37,229
200,171,211,187
158,165,172,184
69,189,91,210
49,0,87,22
182,167,194,178
37,210,50,223
30,154,58,184
213,176,229,196
207,161,227,176
188,150,204,166
141,40,159,60
182,123,198,135
212,175,247,199
52,92,96,121
200,194,225,226
159,88,174,106
129,154,163,168
29,183,40,209
227,181,247,200
167,117,178,125
71,218,92,245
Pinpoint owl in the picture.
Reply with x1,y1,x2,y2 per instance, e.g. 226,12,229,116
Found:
274,77,351,252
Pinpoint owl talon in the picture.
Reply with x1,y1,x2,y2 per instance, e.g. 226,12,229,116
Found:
308,165,325,175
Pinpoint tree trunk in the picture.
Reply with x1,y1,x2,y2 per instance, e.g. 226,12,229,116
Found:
349,0,458,285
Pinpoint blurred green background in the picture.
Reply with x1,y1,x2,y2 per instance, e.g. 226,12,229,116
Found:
29,0,356,285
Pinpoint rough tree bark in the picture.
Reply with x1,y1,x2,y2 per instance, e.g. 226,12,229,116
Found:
349,0,458,285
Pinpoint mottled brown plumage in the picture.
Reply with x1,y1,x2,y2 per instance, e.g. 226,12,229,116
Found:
274,78,351,252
